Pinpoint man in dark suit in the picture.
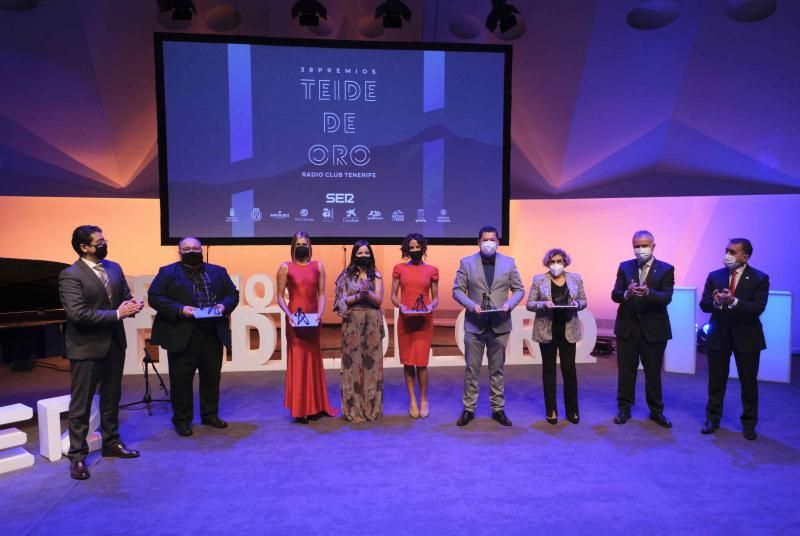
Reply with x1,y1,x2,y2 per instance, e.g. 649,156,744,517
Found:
699,238,769,440
148,237,239,437
611,230,674,428
452,225,525,427
59,225,143,480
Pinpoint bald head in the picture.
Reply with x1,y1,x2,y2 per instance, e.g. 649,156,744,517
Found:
179,237,202,252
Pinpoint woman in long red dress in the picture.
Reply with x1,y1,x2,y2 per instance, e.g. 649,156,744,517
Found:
277,231,337,423
391,233,439,418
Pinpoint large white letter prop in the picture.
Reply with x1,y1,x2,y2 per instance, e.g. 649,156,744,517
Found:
0,403,35,474
124,275,169,375
228,274,283,371
37,394,101,462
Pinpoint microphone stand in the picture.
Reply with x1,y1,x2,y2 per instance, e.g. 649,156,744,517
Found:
120,349,171,416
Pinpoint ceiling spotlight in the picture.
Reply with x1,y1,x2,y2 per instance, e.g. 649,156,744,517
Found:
291,0,327,27
485,0,520,34
376,1,412,29
157,0,197,21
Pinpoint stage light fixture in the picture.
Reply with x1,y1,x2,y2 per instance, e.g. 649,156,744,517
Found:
157,0,197,21
291,0,327,27
485,0,520,34
375,1,412,29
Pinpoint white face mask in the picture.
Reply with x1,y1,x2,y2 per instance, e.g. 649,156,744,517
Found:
549,263,564,277
634,246,652,263
480,240,498,257
723,253,740,269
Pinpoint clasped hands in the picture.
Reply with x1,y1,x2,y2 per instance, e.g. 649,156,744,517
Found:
117,299,144,319
626,279,649,298
712,288,735,306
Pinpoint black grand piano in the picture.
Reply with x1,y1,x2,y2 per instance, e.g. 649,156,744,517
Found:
0,258,69,369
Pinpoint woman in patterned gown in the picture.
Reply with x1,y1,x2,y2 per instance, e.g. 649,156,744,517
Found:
391,233,439,418
277,231,337,423
334,240,384,423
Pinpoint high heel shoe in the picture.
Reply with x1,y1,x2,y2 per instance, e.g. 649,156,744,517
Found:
419,400,429,418
546,413,558,425
409,402,420,418
567,413,580,424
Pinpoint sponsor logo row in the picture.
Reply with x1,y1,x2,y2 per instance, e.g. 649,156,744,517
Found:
226,207,452,224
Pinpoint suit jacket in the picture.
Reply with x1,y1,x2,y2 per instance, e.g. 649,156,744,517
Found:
148,262,239,354
58,258,131,361
699,265,769,353
611,258,674,343
452,252,525,335
526,271,587,344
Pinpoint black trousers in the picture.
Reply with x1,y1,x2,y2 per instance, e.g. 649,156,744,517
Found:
167,326,223,426
706,343,760,429
539,328,578,417
616,323,667,414
67,334,125,461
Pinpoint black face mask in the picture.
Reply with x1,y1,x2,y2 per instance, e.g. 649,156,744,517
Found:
93,244,108,260
408,250,423,263
354,256,371,267
294,245,310,260
181,252,203,267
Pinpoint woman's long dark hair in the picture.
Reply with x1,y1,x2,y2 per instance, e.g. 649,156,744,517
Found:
347,240,376,280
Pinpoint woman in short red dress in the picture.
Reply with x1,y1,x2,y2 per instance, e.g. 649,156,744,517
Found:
391,233,439,418
277,231,337,423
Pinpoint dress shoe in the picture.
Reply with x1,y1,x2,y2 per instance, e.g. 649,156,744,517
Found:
202,417,229,429
492,410,512,427
419,400,430,419
409,402,420,419
546,413,558,425
743,428,758,441
101,443,140,458
614,411,631,425
70,459,90,480
456,410,474,427
567,413,580,425
293,417,309,424
307,413,321,421
175,424,193,436
649,412,673,428
701,420,719,434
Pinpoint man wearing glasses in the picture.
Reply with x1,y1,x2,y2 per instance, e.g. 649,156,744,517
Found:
59,225,144,480
148,237,240,437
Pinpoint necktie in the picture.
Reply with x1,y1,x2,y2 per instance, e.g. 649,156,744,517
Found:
639,264,649,284
729,270,738,296
93,263,114,304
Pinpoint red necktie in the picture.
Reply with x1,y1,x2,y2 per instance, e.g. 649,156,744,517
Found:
729,270,738,296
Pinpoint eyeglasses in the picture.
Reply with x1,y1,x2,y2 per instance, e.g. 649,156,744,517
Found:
88,241,107,247
180,247,203,253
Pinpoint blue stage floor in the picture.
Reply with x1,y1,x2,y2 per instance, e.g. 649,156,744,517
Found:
1,356,799,535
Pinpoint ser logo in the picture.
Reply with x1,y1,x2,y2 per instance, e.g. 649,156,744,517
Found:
326,193,355,204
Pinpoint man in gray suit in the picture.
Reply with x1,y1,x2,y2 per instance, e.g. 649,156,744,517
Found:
58,225,143,480
453,225,525,426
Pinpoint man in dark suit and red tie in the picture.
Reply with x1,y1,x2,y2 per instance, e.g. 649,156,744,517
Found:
59,225,144,480
700,238,769,440
611,230,674,428
148,237,239,437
